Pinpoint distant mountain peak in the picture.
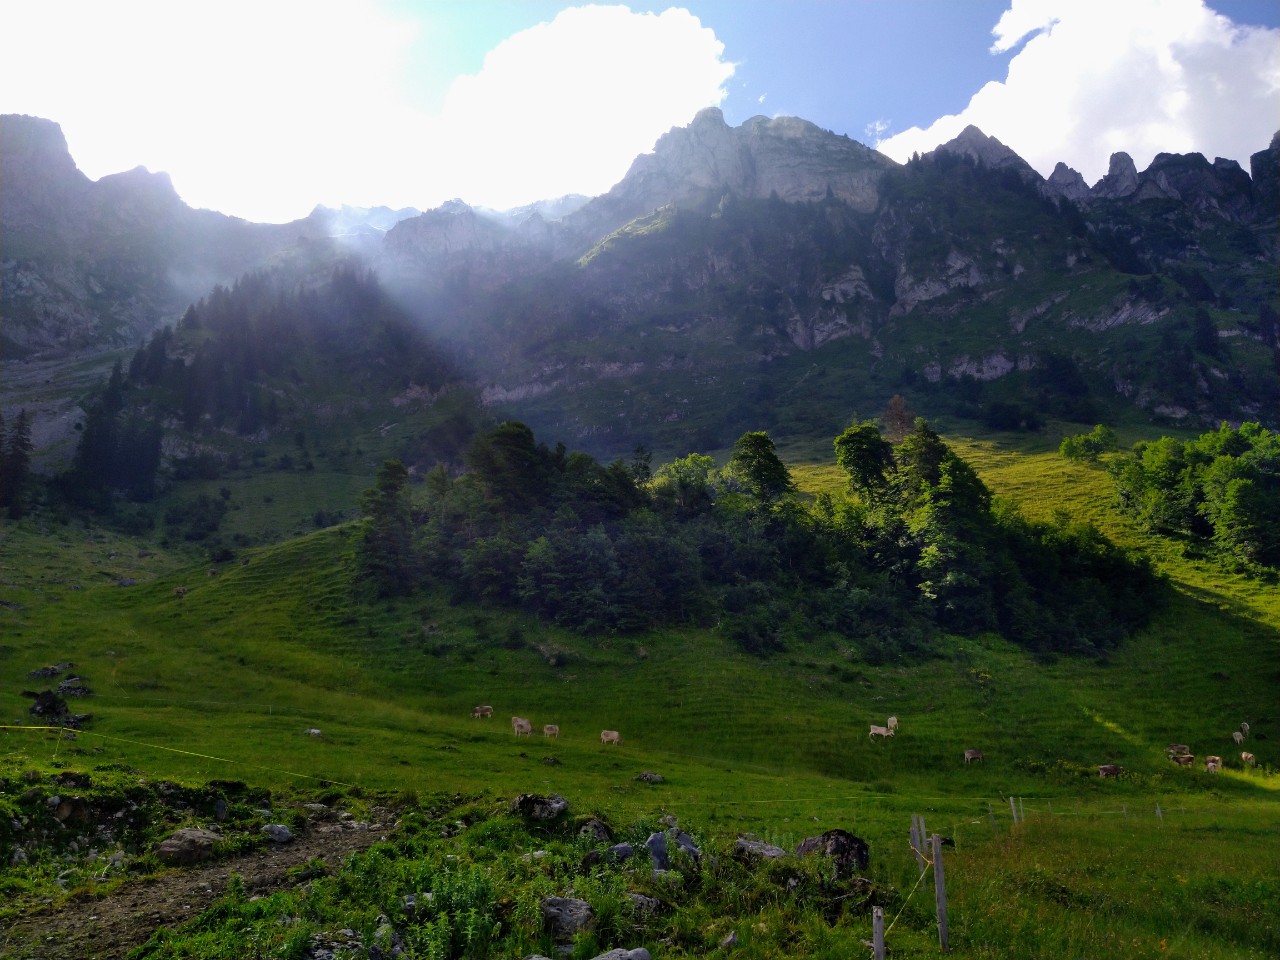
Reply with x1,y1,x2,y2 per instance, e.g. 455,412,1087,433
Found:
933,125,1038,179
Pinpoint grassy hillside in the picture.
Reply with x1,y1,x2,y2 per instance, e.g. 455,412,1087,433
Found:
2,433,1278,958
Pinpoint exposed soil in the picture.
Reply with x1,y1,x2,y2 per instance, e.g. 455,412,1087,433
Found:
0,822,388,960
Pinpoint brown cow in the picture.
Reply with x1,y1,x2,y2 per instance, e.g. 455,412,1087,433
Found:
471,705,493,719
1166,743,1190,756
600,729,621,745
964,749,984,764
1204,755,1222,772
1098,764,1124,778
1241,751,1255,766
511,717,532,736
173,586,188,598
1170,754,1195,766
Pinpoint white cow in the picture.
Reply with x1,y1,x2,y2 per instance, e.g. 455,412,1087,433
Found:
472,705,494,719
1240,722,1250,735
1241,751,1255,766
511,716,532,736
964,748,984,763
1204,755,1222,773
1232,730,1244,745
543,724,559,738
600,729,621,745
869,724,895,740
887,716,899,731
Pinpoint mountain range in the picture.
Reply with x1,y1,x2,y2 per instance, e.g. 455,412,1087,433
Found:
2,109,1277,460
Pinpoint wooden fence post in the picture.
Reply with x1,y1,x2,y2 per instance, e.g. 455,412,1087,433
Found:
910,814,926,870
931,833,950,952
873,905,886,960
1009,795,1019,826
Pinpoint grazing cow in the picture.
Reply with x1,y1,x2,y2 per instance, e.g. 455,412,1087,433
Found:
1204,755,1222,772
471,705,494,719
173,586,188,598
543,724,559,738
511,716,532,736
869,724,895,740
600,729,621,745
305,728,322,737
1240,722,1250,735
1098,764,1124,778
964,748,984,764
1166,743,1190,756
1171,754,1195,766
1241,751,1255,766
1232,730,1245,745
207,568,218,577
887,716,899,731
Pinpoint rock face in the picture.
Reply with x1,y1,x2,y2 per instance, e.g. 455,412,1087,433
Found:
1046,162,1090,201
0,113,325,358
932,125,1040,181
1091,152,1141,199
568,107,895,245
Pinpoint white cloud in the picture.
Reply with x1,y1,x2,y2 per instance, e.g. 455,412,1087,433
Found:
415,5,734,210
864,119,891,142
0,2,732,221
876,0,1280,184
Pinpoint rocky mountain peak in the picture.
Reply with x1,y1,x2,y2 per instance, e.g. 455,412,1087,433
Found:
1250,132,1279,216
1091,152,1140,198
566,107,894,249
1,114,91,231
935,125,1036,176
1046,161,1090,200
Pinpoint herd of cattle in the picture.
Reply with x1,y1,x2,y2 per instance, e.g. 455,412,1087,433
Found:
471,709,1259,773
1101,722,1257,777
471,704,622,745
1162,722,1255,774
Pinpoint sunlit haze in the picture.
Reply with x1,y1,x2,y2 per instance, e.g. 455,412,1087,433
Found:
2,0,1276,223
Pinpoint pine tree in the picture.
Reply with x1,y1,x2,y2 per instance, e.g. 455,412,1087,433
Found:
0,409,34,516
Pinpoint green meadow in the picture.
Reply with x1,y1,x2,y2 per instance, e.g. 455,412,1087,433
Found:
1,431,1277,958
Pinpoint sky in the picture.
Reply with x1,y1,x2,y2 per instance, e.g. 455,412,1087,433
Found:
3,0,1278,223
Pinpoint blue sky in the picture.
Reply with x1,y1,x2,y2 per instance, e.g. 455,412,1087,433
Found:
3,1,1278,222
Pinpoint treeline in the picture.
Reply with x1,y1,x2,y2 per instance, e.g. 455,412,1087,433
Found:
1110,421,1279,569
358,419,1159,660
58,265,458,511
0,409,34,518
130,264,453,435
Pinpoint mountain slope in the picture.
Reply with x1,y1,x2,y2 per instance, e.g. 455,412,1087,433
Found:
4,111,1277,463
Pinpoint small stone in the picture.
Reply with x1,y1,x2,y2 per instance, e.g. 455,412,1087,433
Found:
262,824,293,843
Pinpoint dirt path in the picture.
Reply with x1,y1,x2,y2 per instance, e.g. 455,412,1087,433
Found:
0,823,388,960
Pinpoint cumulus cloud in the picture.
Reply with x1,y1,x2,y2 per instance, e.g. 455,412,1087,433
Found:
416,5,733,210
0,2,732,221
875,0,1280,184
